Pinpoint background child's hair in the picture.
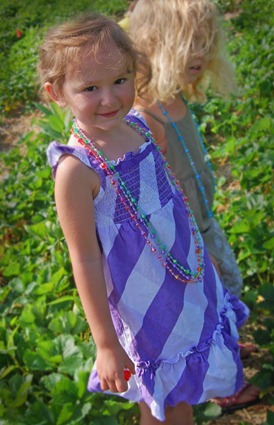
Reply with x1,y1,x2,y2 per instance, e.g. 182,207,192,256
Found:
38,12,150,102
129,0,237,103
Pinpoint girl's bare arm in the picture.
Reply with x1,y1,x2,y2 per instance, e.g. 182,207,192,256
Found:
54,155,135,392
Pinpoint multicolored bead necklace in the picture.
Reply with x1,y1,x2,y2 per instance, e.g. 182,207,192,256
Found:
71,118,204,284
157,96,216,219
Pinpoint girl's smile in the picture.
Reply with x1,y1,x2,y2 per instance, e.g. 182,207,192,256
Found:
97,109,120,118
189,63,202,72
185,56,207,83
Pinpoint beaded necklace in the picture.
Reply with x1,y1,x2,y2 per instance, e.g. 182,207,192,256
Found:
157,97,215,219
71,118,204,284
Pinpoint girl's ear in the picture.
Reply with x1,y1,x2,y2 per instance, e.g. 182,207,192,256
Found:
45,82,66,107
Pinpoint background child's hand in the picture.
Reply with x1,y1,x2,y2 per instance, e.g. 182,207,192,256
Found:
96,343,135,393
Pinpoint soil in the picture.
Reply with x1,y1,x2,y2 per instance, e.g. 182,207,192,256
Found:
0,109,41,151
206,339,273,424
1,111,273,424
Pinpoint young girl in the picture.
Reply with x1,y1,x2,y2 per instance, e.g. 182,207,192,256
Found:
128,0,260,411
129,0,242,298
40,12,249,424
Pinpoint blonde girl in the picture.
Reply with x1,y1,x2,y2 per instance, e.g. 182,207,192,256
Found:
129,0,241,294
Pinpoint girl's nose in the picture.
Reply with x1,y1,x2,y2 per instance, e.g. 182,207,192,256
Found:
192,49,205,59
100,87,116,106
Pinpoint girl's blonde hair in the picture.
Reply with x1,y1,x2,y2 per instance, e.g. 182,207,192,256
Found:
38,12,150,101
129,0,236,103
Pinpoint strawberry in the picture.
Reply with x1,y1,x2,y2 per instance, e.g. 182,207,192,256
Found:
123,369,131,381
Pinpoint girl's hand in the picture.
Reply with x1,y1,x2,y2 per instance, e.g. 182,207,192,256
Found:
96,343,135,393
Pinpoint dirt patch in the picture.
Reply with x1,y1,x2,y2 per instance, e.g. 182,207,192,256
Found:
0,109,41,151
206,324,273,425
0,110,42,183
205,371,272,424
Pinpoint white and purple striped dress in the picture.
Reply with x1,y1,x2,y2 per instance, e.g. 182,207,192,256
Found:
47,110,249,421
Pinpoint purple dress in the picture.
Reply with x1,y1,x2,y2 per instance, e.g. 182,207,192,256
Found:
47,110,248,421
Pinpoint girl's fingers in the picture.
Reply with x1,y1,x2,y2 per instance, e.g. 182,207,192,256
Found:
114,376,128,393
100,375,128,393
128,361,136,375
100,377,109,391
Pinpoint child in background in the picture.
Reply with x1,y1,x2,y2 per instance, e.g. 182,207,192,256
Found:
129,0,241,297
127,0,260,412
40,12,250,424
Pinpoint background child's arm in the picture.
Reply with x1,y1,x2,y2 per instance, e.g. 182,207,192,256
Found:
142,111,167,153
209,254,221,278
134,101,168,153
54,155,135,392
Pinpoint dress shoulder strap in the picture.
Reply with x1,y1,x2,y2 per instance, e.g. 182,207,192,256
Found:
135,107,166,126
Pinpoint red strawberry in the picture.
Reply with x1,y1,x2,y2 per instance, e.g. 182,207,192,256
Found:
16,29,23,38
123,369,131,381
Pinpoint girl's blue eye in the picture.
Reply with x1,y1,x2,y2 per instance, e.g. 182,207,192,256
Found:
114,78,126,85
85,86,97,92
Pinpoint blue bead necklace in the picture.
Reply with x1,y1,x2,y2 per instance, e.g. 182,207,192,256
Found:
157,97,216,219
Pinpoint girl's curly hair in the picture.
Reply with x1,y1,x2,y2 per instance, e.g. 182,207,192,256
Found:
129,0,237,103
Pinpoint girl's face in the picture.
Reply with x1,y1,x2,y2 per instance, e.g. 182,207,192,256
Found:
184,37,210,84
60,41,135,138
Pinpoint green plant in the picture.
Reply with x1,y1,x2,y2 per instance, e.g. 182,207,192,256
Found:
36,103,73,143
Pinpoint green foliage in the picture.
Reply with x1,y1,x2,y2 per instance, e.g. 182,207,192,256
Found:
214,0,239,13
250,283,274,396
196,0,273,288
0,0,273,423
36,103,73,144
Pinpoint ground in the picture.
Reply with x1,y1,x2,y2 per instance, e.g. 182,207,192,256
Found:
1,111,273,424
0,109,41,152
206,323,273,424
